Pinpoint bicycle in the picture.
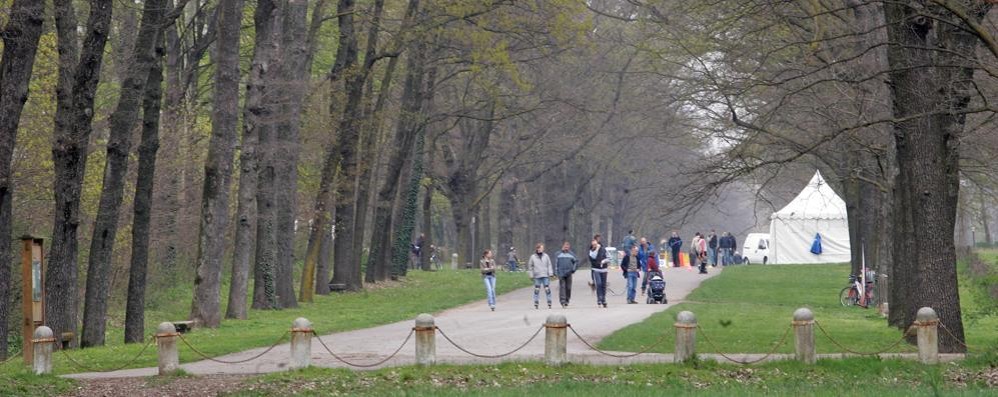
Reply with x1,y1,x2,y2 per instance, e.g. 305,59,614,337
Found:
839,272,877,308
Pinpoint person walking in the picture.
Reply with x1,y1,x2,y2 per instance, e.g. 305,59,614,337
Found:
555,242,578,308
480,249,497,311
667,231,683,267
506,247,519,272
693,232,708,274
621,230,637,254
621,246,640,304
707,230,718,267
589,237,610,308
727,233,738,265
719,232,737,266
638,238,653,295
527,243,554,309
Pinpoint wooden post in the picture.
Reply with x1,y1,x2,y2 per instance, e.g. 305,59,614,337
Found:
792,308,816,364
414,313,436,366
915,307,939,364
31,326,53,375
878,274,889,317
544,314,568,365
674,311,697,362
156,322,180,375
290,317,312,370
21,237,44,364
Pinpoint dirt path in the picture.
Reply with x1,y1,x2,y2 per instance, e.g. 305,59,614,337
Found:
67,266,720,380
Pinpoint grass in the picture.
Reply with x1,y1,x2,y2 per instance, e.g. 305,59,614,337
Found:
0,269,532,377
224,359,998,396
599,264,998,355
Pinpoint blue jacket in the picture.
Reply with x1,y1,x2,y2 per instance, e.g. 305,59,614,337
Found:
637,244,654,270
668,237,683,252
555,251,578,278
621,235,637,253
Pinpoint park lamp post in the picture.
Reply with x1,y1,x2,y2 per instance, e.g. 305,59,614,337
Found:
971,226,976,248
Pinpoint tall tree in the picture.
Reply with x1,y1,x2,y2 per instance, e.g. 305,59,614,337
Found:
46,0,114,349
190,0,246,327
0,0,45,359
883,0,988,352
125,35,167,344
82,0,169,348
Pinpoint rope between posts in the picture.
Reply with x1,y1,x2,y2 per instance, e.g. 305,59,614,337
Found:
814,320,915,356
178,331,288,365
436,325,544,359
59,335,156,373
0,349,22,367
567,324,671,358
938,322,976,353
697,324,792,365
312,328,413,368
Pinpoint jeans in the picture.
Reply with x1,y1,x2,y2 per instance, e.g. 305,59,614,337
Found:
640,270,650,292
722,248,734,266
558,274,573,305
507,260,518,271
593,271,608,304
483,275,496,307
707,248,716,266
625,271,639,302
533,277,552,304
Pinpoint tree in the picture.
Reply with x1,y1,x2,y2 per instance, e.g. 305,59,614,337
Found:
0,0,45,359
82,0,169,348
190,0,245,327
46,0,114,349
125,34,167,344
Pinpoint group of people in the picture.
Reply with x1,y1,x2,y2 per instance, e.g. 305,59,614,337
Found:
478,229,741,311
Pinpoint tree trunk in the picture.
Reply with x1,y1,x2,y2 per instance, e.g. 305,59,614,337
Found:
273,0,309,309
82,0,167,348
419,140,436,271
249,0,282,311
190,0,245,327
0,0,45,358
883,0,986,353
497,176,518,260
314,222,333,295
46,0,114,349
154,13,185,273
124,34,166,344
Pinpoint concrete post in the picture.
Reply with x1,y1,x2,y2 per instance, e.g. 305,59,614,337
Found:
451,253,458,270
915,307,939,364
290,317,313,370
414,314,436,365
792,308,816,364
544,314,568,365
674,311,697,363
31,326,53,375
156,322,180,375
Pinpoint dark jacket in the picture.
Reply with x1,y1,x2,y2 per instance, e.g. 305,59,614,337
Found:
719,235,733,249
668,237,683,252
621,254,639,274
708,235,718,249
589,245,608,270
555,251,578,278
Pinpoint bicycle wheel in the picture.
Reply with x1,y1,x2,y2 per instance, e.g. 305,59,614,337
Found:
839,286,857,306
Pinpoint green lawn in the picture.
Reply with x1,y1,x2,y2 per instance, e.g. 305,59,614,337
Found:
225,359,998,396
0,269,531,380
599,264,998,355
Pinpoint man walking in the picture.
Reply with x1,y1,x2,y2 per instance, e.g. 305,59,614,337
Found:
638,238,653,295
555,242,578,308
527,243,554,309
707,230,718,267
668,231,683,267
506,247,519,271
621,246,640,304
621,230,637,254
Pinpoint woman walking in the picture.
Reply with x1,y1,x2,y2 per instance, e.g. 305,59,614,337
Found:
527,243,555,309
481,249,497,311
589,237,610,308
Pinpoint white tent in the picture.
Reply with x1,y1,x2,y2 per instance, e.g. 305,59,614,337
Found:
768,171,851,264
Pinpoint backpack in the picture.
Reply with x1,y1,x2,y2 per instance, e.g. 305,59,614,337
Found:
810,233,823,255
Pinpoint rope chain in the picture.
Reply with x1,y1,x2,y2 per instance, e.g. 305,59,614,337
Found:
567,324,671,358
697,324,792,365
436,325,544,359
178,331,288,365
814,320,915,356
312,328,413,368
58,335,156,373
938,322,975,353
0,349,23,367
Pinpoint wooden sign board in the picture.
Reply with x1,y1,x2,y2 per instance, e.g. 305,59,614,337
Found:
21,237,44,365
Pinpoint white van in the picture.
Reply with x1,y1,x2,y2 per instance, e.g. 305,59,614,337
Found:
742,233,771,265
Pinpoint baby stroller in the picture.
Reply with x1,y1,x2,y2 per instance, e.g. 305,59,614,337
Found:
646,272,667,304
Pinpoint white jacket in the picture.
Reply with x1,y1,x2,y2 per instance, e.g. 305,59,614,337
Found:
527,252,554,279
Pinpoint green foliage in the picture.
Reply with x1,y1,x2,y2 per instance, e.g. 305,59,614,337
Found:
0,366,76,397
599,264,998,354
0,270,531,375
229,359,998,396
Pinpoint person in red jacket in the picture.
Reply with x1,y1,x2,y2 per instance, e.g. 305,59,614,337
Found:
646,251,660,275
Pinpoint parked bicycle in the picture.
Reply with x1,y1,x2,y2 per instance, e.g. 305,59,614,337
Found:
839,270,877,308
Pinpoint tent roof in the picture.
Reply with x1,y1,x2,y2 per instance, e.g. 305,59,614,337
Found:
770,171,848,220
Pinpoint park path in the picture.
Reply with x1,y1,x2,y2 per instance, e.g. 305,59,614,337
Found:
67,266,721,379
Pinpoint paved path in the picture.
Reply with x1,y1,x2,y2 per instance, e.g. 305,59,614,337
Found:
68,267,720,379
